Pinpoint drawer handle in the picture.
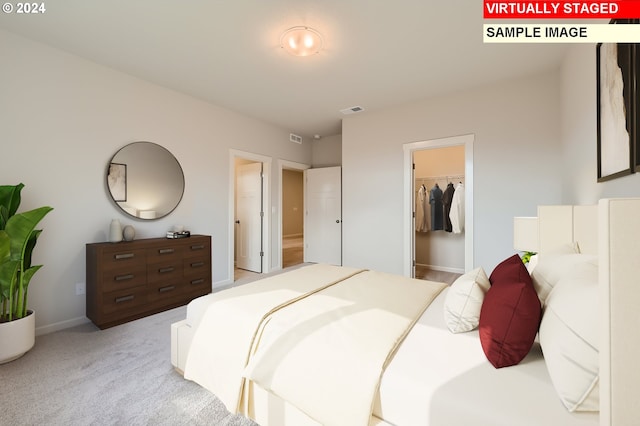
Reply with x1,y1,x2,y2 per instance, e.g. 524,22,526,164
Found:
114,253,134,260
158,248,175,255
158,267,175,273
191,278,205,285
115,295,134,303
190,261,205,268
191,244,205,250
159,285,175,293
114,274,134,281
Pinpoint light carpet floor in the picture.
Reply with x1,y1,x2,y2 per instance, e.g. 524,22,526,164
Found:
0,305,258,426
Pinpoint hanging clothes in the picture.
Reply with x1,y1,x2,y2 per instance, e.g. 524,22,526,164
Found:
429,183,444,231
450,182,465,233
415,184,429,232
442,182,455,233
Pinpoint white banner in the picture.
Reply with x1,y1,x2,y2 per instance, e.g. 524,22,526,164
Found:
483,24,640,43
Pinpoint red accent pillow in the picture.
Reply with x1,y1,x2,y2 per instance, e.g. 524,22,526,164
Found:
479,254,541,368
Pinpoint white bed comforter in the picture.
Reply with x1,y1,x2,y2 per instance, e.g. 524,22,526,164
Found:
184,264,446,426
184,265,365,414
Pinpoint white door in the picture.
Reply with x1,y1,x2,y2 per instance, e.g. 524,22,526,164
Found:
236,162,263,272
304,166,342,265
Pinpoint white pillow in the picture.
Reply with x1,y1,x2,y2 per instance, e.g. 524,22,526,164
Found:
443,267,491,333
531,253,597,305
539,261,599,412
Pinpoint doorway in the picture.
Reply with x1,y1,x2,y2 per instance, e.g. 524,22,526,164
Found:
277,159,310,270
403,134,474,277
413,146,465,283
230,150,271,282
282,169,304,268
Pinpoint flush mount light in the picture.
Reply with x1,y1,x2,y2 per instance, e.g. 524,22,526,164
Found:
280,26,323,57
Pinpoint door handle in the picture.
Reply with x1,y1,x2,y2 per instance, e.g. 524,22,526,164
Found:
235,220,240,224
336,219,341,223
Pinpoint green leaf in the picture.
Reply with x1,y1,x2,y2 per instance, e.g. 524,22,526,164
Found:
15,264,42,318
5,206,53,261
0,258,19,317
0,231,11,299
0,184,24,229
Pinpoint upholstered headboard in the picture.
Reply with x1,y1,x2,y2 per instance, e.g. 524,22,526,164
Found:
598,198,640,426
537,205,598,255
533,200,639,426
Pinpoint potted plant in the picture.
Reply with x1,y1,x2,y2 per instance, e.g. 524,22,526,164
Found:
0,183,53,363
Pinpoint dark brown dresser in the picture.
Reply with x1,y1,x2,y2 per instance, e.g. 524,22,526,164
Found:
86,235,211,329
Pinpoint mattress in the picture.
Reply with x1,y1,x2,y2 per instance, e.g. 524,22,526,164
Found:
375,289,598,426
184,286,598,426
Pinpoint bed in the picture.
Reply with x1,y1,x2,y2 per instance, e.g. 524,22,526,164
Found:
171,198,640,426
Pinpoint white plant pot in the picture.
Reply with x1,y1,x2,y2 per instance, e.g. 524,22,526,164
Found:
0,310,35,364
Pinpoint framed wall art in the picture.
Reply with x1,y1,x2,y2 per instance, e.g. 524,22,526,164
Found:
596,41,635,182
107,162,127,202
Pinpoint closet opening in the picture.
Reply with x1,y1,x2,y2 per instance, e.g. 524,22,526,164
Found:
414,147,464,284
403,134,474,279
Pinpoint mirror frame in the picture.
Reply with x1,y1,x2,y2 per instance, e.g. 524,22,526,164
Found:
106,141,185,220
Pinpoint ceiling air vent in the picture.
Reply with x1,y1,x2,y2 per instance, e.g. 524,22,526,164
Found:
340,106,364,115
289,133,303,144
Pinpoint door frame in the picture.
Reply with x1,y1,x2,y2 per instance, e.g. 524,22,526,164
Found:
229,149,271,281
276,159,310,271
402,134,474,277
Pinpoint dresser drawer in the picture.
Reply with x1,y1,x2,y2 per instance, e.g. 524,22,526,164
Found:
184,256,210,277
147,260,183,283
146,244,183,263
100,248,147,270
185,274,211,296
101,285,148,316
184,239,209,256
100,264,147,293
148,279,188,304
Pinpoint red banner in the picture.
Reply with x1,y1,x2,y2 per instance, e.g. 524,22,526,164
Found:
484,1,640,19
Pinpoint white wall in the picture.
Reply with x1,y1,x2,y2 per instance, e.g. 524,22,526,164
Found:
342,70,564,275
561,44,640,204
0,30,311,333
311,134,342,167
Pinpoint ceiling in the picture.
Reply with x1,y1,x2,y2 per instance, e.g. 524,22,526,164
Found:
0,1,574,138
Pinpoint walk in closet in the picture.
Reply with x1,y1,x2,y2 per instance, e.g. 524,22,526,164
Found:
414,145,465,275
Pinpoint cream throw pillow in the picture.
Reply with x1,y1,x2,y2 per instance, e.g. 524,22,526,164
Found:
539,260,599,412
531,252,596,306
444,267,491,333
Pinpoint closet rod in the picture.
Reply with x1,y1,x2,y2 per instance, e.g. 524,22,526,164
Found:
415,174,465,181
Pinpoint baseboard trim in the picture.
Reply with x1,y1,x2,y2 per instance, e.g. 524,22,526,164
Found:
213,279,233,293
416,263,465,274
36,316,91,336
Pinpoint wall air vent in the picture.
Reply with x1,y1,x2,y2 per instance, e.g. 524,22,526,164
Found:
289,133,303,144
340,106,364,115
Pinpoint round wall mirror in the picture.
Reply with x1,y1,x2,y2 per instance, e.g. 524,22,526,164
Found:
106,141,185,220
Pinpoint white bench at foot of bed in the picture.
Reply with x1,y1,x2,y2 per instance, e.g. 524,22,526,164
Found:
170,319,192,375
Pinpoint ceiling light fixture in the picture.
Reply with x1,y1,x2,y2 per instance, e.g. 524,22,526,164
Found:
280,26,323,57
